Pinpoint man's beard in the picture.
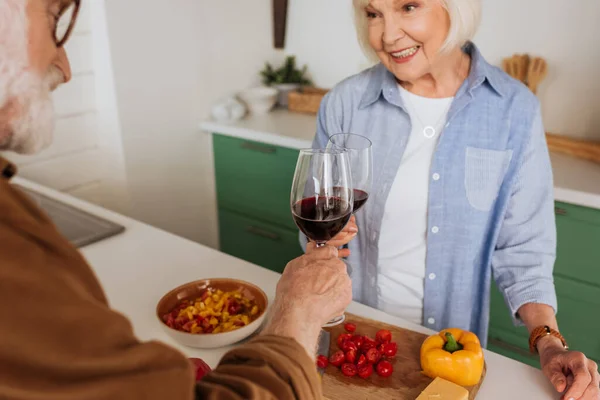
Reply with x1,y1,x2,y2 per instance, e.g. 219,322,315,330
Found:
0,0,65,155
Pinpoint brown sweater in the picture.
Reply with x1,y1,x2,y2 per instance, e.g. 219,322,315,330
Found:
0,158,322,400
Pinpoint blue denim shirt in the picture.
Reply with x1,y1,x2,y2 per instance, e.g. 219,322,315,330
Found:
303,43,557,344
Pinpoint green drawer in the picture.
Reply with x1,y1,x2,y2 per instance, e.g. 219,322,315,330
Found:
554,276,600,362
218,208,303,274
489,283,530,343
554,202,600,286
489,277,600,363
213,134,299,231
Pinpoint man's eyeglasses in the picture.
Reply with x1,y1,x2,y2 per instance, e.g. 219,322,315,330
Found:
55,0,81,47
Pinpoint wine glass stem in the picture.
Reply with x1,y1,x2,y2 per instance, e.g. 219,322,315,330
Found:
313,240,346,327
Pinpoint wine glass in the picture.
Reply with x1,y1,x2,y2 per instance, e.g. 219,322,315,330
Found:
327,134,373,213
327,134,373,276
291,148,354,327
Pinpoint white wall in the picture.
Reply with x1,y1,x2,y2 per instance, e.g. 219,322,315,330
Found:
103,0,281,248
285,0,600,140
5,0,130,212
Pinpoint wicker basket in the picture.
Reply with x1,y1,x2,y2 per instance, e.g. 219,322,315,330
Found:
288,87,329,115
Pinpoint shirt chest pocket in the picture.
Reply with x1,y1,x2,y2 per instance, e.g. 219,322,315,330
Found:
464,147,513,211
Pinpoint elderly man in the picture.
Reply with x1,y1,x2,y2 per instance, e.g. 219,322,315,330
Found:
0,1,352,399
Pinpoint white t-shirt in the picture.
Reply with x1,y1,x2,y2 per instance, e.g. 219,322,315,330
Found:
377,85,454,325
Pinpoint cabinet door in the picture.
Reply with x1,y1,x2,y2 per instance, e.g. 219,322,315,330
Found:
554,276,600,362
213,134,299,231
219,208,303,273
554,202,600,287
489,277,600,365
488,283,531,353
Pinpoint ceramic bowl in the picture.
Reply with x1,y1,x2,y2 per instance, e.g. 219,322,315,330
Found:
156,278,268,349
238,86,278,114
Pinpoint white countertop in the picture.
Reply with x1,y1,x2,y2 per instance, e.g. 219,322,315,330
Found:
14,177,559,399
200,110,600,210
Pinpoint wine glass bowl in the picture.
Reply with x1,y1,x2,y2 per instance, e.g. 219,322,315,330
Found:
327,134,373,214
290,149,354,247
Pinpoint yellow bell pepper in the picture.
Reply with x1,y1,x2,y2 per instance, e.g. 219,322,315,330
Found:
420,328,484,387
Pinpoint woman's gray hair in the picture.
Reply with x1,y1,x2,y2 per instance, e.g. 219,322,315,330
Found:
353,0,481,62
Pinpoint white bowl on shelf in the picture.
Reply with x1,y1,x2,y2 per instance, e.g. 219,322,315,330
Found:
238,86,278,115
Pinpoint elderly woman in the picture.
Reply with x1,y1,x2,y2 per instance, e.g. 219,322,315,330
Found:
304,0,599,398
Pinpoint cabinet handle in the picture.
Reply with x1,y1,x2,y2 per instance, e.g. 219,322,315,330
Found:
246,226,281,241
488,337,535,358
555,207,568,216
241,141,276,154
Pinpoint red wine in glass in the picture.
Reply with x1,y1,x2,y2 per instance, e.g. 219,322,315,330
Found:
327,134,373,214
292,196,353,243
352,189,369,213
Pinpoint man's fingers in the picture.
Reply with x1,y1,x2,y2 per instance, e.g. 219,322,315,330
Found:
549,370,567,393
307,244,338,260
564,361,592,400
306,241,317,253
580,362,600,400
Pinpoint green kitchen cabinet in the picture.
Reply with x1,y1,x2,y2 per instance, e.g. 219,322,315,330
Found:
213,134,299,231
554,202,600,287
213,134,303,273
218,209,303,273
488,201,600,366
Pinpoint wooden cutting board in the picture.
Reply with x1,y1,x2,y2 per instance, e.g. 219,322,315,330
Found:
321,314,486,400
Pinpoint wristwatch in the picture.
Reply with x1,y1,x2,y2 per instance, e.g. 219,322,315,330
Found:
529,325,568,354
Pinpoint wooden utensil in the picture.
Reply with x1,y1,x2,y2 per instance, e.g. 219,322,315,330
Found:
546,133,600,165
518,54,531,84
321,314,486,400
502,54,530,85
527,57,548,94
502,56,520,82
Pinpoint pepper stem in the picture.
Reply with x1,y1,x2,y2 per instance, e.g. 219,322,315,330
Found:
443,332,464,353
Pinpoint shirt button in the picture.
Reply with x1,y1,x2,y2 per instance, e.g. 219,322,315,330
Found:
432,173,440,181
429,273,436,280
371,232,377,242
427,317,435,325
445,122,450,128
431,226,439,234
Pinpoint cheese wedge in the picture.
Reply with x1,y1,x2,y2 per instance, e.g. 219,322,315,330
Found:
416,377,469,400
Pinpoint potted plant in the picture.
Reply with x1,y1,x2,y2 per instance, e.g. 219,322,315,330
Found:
260,56,312,107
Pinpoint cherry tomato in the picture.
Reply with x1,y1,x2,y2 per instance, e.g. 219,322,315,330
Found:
381,342,398,357
376,360,394,378
344,323,357,333
365,347,381,364
358,363,374,379
337,333,353,349
341,340,358,353
341,363,358,377
376,329,392,344
345,348,357,364
189,357,211,381
361,336,378,352
356,354,367,368
316,355,329,369
377,343,386,355
350,334,364,349
329,350,345,367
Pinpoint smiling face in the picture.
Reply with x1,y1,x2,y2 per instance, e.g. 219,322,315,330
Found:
364,0,451,83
